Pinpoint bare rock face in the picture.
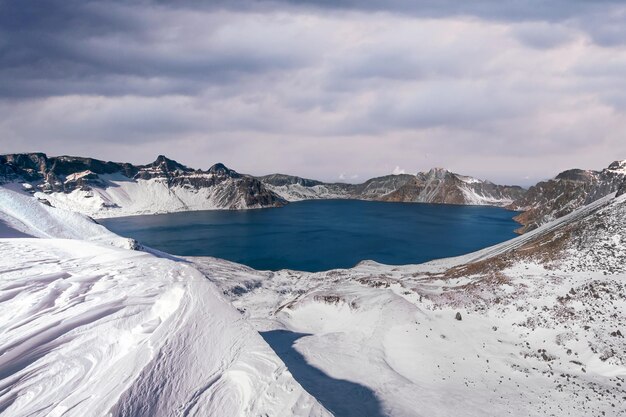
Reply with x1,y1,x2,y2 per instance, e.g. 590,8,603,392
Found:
617,180,626,198
258,173,321,187
508,161,626,233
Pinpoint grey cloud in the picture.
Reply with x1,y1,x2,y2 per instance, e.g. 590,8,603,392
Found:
0,1,319,98
511,22,577,49
174,0,619,23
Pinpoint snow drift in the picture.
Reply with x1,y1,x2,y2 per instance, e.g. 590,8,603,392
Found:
0,187,329,417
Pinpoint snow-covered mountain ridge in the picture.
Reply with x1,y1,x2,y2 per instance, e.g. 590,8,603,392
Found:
1,154,526,219
508,160,626,233
2,153,626,234
260,168,526,206
0,153,286,218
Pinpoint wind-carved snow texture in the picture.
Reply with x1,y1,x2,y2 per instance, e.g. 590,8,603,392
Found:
191,193,626,417
0,185,134,247
0,190,330,417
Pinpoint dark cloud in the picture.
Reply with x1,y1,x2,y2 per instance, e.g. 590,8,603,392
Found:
511,22,577,49
0,0,318,98
161,0,621,23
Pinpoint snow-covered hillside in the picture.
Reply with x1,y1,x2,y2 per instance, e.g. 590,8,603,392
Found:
191,192,626,417
0,153,286,218
2,153,526,224
37,172,279,218
509,160,626,233
0,185,133,247
0,189,329,417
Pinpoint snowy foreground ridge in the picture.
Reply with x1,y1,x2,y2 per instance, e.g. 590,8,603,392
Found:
0,188,329,417
1,185,626,416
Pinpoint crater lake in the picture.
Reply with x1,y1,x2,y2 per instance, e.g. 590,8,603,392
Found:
100,199,520,272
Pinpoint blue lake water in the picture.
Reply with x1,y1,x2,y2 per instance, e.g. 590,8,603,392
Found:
100,200,520,272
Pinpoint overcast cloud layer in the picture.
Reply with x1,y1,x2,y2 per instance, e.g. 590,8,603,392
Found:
2,0,626,184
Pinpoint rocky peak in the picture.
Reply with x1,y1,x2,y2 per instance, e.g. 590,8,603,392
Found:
134,155,191,181
555,169,596,182
425,167,450,180
207,163,240,178
148,155,190,173
607,160,626,174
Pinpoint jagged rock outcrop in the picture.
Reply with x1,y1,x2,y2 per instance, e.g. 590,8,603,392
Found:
0,153,138,192
618,180,626,198
261,168,525,206
0,153,286,217
508,160,626,233
258,173,324,188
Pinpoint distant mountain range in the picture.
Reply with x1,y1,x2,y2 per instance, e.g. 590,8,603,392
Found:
261,167,525,206
1,153,625,233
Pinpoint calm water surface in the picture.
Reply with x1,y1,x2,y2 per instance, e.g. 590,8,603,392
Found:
100,200,520,272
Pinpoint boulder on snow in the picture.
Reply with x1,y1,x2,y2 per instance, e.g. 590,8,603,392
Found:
455,312,462,321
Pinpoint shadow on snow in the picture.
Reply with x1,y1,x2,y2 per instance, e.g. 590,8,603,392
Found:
260,330,386,417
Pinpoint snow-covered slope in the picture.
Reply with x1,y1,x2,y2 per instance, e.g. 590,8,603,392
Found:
261,169,525,207
0,191,330,417
0,153,286,218
509,160,626,233
0,185,134,247
381,168,525,206
190,192,626,417
37,172,279,218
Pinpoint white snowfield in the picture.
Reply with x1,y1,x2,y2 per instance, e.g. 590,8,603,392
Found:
0,185,132,247
0,187,330,417
457,185,515,206
34,174,261,219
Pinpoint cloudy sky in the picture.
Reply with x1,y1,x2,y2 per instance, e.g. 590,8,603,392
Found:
2,0,626,185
